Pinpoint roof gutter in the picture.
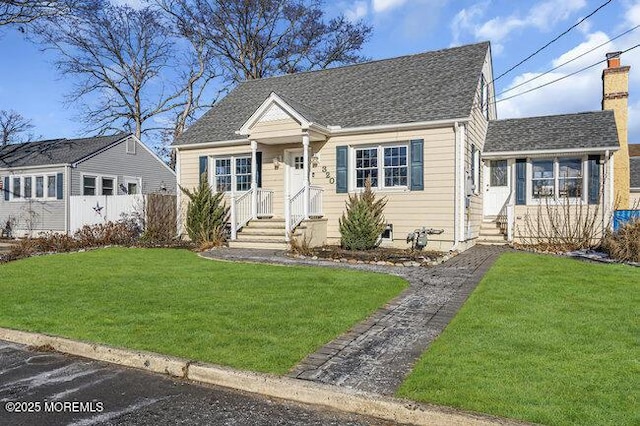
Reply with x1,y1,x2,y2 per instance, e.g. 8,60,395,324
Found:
0,163,70,171
482,146,620,159
327,117,471,136
174,139,251,150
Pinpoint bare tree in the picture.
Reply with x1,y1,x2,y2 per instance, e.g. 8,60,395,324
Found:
0,0,94,27
34,4,186,140
0,109,34,145
154,0,373,83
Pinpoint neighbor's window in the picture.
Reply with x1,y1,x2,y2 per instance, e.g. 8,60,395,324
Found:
532,159,554,198
383,146,408,187
83,176,96,196
127,182,138,194
558,158,582,198
490,160,508,186
47,175,56,198
24,177,32,198
12,176,21,198
35,176,44,198
102,177,114,196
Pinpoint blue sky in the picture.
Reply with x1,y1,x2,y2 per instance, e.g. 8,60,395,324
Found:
0,0,639,143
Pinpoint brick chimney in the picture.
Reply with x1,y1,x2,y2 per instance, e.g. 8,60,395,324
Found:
602,51,630,208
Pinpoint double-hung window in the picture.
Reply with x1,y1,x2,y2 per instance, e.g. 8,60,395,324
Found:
83,176,96,196
531,158,583,200
355,145,408,189
532,160,554,198
24,177,32,198
213,156,252,192
35,176,44,198
12,177,21,199
47,175,57,198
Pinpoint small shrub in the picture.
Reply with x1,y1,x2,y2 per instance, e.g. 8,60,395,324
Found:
180,178,229,247
601,219,640,262
289,231,313,256
339,178,387,250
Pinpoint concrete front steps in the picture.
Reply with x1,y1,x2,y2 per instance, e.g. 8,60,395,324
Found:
228,218,297,250
477,220,508,245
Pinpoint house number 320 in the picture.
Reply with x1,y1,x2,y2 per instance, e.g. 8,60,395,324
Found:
322,166,335,184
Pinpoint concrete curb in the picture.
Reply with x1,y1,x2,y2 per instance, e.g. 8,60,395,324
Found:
0,327,524,426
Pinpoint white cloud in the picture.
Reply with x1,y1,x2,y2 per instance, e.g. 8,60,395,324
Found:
451,0,586,48
345,1,369,21
372,0,408,13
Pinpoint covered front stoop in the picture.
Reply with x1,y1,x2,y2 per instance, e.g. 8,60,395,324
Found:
228,218,299,250
477,217,508,245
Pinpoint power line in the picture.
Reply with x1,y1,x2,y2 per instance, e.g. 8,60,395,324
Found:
492,0,613,83
494,43,640,105
497,24,640,97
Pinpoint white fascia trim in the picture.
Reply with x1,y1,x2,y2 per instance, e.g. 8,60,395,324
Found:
71,134,131,166
328,117,471,136
237,92,310,136
174,139,251,150
0,163,69,172
482,146,620,159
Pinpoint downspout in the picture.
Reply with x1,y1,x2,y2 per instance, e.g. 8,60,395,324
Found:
64,165,71,234
450,122,463,252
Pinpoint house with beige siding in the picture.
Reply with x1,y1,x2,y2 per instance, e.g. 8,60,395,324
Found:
1,133,175,236
173,42,626,251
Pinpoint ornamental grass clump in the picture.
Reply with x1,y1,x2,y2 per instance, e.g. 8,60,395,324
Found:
600,219,640,263
339,177,387,250
180,177,229,247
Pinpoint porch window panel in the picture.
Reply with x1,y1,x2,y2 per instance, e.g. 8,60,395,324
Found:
24,177,32,198
355,148,378,188
13,177,21,198
558,158,582,198
35,176,44,198
383,146,408,187
532,160,554,198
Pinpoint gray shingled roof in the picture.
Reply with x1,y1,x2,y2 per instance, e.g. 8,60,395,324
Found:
174,42,490,146
629,144,640,157
0,133,129,168
484,111,619,153
631,157,640,188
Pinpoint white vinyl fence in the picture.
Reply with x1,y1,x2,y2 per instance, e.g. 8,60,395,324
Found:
70,194,143,232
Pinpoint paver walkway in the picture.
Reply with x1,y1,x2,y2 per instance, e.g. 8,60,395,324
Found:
201,245,507,395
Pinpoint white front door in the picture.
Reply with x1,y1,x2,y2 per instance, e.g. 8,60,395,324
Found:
287,150,305,196
483,159,511,217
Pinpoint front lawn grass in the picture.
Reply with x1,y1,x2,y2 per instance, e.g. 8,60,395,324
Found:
0,247,406,374
397,252,639,426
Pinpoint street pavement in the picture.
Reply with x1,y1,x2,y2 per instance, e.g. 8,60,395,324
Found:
0,341,398,426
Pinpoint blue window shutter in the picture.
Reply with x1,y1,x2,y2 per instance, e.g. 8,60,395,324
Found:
336,146,348,193
410,139,424,191
56,173,64,200
256,151,262,188
3,177,8,201
588,155,600,204
515,159,526,205
199,156,208,185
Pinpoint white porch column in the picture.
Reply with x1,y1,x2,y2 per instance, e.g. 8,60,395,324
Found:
251,140,257,219
230,166,237,240
303,132,310,220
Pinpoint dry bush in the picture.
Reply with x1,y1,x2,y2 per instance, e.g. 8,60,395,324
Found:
141,193,177,243
289,231,313,256
601,219,640,262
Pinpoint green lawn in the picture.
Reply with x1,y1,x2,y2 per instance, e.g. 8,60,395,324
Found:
398,252,639,426
0,247,406,374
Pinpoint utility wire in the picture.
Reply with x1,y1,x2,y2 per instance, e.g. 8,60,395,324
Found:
492,0,613,83
494,43,640,105
497,24,640,97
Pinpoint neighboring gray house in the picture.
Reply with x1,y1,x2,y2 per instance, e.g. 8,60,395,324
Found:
1,133,175,235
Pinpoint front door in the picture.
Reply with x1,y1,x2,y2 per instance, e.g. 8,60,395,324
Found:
287,150,305,196
483,159,511,217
